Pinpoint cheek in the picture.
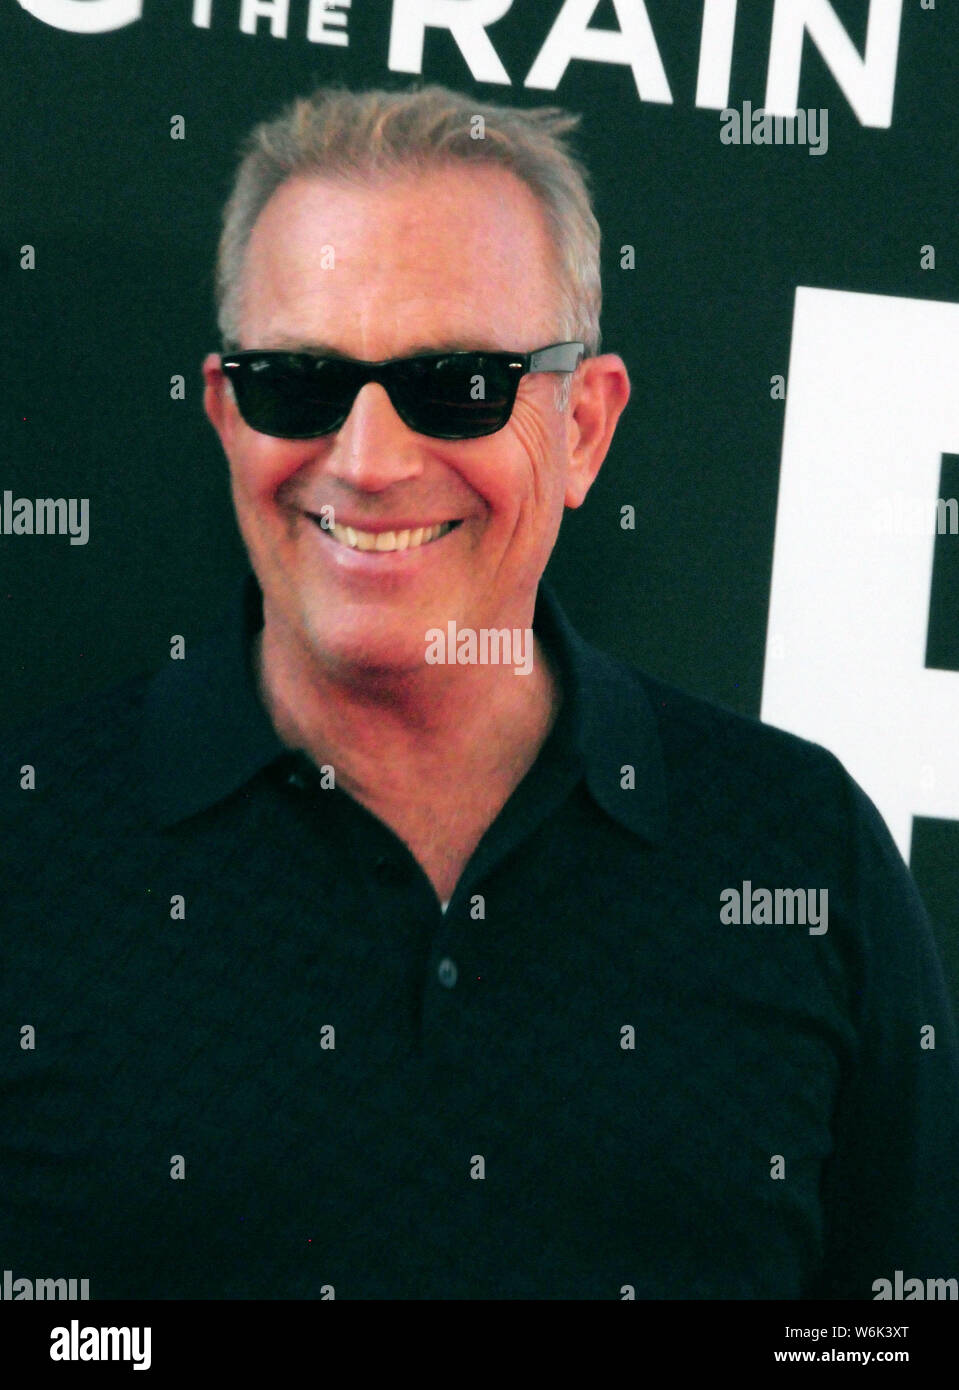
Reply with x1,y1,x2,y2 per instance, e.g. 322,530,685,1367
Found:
496,398,566,517
231,443,308,506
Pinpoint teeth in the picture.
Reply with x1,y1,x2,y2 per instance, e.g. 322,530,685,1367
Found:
329,520,455,551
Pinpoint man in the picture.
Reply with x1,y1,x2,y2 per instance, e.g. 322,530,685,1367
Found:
2,83,958,1301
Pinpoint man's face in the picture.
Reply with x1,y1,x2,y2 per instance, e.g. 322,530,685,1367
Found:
203,164,604,677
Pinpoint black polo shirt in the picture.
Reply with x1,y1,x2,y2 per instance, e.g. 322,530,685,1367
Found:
2,573,958,1300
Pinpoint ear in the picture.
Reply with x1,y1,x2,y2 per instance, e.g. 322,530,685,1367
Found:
202,351,239,448
563,353,631,508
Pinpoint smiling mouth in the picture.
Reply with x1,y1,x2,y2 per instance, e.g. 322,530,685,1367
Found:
311,517,463,552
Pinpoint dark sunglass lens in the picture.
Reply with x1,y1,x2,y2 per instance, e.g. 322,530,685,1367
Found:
394,355,518,437
233,356,359,438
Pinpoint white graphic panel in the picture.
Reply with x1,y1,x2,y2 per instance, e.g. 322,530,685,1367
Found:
762,287,959,860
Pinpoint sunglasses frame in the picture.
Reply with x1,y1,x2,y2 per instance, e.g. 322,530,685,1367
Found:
219,340,586,441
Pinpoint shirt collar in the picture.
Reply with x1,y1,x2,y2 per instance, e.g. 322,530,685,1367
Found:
143,570,667,845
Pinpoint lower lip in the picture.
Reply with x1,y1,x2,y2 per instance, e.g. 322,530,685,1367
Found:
308,517,462,577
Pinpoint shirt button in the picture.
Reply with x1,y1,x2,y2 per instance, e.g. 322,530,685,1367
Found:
437,957,458,988
286,770,308,790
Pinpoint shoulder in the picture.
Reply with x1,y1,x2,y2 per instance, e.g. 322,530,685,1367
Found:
614,661,930,959
591,648,861,864
638,665,846,785
589,638,852,802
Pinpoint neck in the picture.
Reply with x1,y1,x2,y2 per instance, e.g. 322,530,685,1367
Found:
253,610,561,804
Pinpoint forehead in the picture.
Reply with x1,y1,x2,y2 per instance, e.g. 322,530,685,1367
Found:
239,163,561,354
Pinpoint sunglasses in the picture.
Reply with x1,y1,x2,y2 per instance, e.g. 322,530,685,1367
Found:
219,341,585,441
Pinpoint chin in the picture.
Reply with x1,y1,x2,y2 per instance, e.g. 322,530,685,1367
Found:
304,623,428,679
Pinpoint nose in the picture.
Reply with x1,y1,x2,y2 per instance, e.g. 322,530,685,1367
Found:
324,381,427,492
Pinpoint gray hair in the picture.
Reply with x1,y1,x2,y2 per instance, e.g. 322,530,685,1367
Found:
213,83,603,413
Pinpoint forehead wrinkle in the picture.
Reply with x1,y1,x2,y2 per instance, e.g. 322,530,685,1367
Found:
257,334,514,358
242,168,561,358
